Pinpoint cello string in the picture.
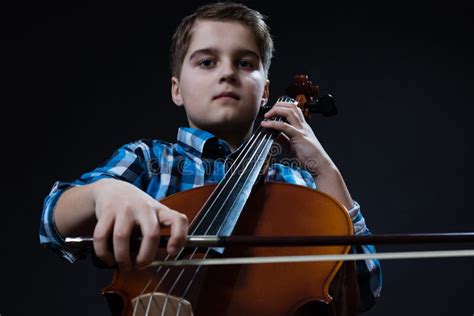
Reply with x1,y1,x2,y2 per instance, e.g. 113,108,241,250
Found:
161,114,281,309
160,248,212,316
160,127,274,314
133,256,173,315
160,122,275,306
139,117,276,314
156,127,268,311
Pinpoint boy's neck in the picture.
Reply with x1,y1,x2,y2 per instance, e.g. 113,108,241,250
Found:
190,124,253,152
215,129,251,152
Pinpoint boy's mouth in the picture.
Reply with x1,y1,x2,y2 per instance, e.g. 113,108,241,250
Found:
213,91,240,100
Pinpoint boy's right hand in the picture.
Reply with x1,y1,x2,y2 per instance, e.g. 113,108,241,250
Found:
90,178,188,270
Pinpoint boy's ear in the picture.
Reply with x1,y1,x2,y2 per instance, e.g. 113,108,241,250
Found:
261,79,270,106
171,76,184,106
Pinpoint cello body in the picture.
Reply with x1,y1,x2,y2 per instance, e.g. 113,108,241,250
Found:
102,182,358,316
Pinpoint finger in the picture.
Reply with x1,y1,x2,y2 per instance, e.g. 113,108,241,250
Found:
113,210,135,271
135,209,161,269
260,120,303,139
93,214,116,267
268,99,301,110
157,206,188,256
266,101,305,121
263,107,303,128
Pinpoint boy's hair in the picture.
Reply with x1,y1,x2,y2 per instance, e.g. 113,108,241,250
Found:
170,2,274,79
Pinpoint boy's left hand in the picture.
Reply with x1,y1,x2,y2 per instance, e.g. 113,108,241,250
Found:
260,100,334,177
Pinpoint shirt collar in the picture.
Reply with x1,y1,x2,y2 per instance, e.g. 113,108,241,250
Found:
177,127,232,158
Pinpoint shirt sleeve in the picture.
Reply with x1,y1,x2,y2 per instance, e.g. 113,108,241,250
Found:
347,201,382,312
265,163,382,311
265,162,317,188
39,141,151,263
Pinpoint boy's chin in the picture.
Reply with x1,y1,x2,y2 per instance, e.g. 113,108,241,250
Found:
192,113,256,130
195,120,253,134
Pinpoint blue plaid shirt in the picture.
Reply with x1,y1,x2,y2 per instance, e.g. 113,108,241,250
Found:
40,126,381,311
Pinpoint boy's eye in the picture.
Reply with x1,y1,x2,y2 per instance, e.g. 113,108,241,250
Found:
238,59,255,69
198,59,216,68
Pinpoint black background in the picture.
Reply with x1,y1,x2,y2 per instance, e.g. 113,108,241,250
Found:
3,1,474,315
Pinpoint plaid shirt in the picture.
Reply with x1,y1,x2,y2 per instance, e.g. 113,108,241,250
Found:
40,126,381,310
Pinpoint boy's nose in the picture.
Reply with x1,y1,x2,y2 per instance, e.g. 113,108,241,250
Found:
219,74,237,84
219,63,238,84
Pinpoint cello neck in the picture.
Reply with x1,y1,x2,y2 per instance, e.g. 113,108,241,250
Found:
188,120,282,246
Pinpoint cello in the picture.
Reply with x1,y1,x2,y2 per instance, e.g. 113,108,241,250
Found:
66,75,474,315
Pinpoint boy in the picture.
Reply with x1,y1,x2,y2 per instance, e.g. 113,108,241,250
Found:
40,2,381,312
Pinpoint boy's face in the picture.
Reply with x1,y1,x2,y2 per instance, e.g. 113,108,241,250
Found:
171,20,269,138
